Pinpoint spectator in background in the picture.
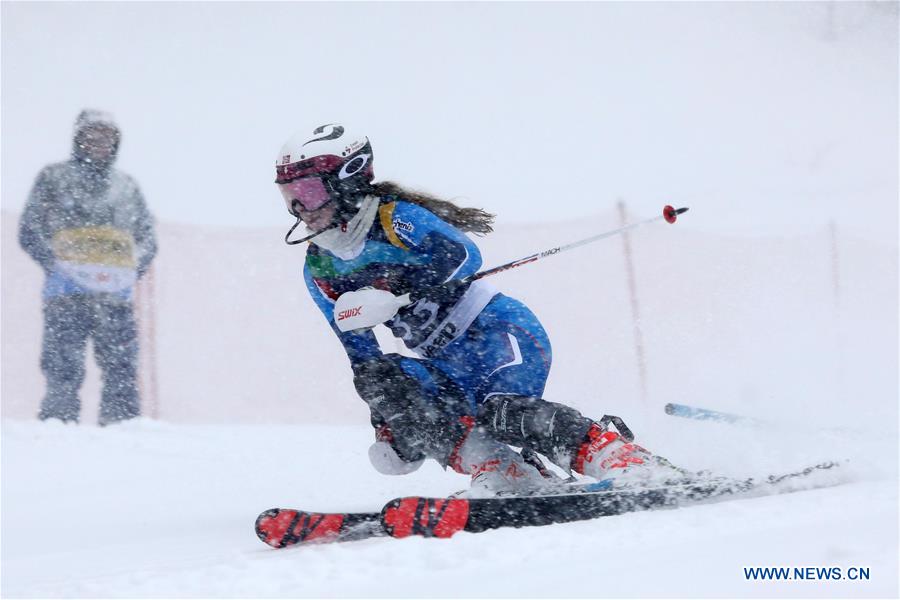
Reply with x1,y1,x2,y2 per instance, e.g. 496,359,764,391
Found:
18,109,157,425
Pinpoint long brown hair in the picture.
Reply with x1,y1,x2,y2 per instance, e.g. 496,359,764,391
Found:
372,181,495,235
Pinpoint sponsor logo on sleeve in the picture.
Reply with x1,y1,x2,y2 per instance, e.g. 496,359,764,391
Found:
392,218,415,241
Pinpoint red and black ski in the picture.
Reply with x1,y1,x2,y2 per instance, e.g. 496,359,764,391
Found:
254,509,385,548
255,462,842,549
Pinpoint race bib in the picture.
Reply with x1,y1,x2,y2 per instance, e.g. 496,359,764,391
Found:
387,280,498,358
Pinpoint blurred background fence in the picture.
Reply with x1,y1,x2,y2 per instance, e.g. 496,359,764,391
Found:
2,206,896,429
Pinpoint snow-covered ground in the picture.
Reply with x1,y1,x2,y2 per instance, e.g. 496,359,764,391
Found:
2,417,896,598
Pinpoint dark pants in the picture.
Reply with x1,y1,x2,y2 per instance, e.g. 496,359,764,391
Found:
39,295,140,425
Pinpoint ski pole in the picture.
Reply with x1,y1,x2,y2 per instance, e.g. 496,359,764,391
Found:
663,402,887,439
334,205,689,332
664,403,763,426
468,205,689,282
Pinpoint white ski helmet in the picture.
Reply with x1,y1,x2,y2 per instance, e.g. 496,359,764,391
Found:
275,124,374,220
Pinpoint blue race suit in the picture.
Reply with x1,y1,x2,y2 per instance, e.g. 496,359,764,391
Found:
303,198,552,416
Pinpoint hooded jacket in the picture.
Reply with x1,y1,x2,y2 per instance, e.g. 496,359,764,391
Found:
18,110,157,300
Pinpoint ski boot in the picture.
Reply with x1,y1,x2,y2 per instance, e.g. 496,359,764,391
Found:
572,422,689,488
450,419,549,498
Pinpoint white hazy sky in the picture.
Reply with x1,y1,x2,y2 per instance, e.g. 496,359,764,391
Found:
2,1,897,243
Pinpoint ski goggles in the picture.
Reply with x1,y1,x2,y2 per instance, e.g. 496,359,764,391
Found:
279,177,332,215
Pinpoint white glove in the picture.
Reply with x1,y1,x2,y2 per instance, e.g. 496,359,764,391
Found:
368,441,425,475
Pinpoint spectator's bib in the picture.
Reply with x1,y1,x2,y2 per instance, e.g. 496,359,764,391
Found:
51,227,137,293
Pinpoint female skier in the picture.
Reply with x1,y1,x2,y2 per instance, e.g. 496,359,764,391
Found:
275,124,661,495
